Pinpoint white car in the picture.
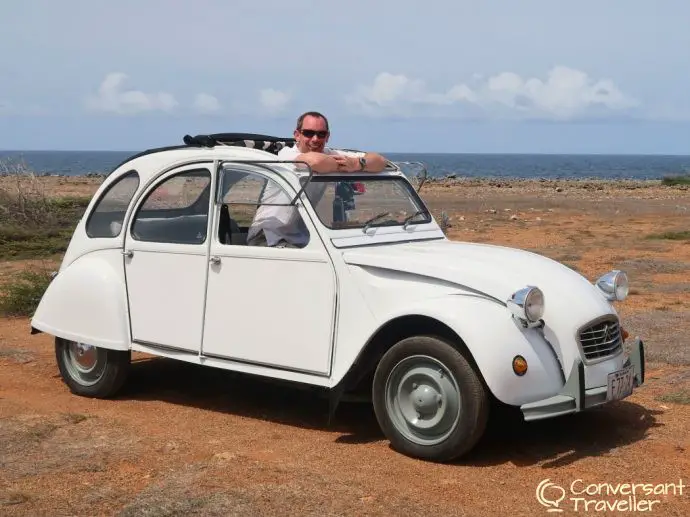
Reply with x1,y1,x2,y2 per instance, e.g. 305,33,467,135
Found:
30,133,645,462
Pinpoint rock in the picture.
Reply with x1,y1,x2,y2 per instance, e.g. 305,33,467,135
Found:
555,187,563,192
160,441,179,453
510,214,518,220
213,452,236,461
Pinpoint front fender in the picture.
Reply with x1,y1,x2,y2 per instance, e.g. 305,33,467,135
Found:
383,295,565,407
31,250,130,350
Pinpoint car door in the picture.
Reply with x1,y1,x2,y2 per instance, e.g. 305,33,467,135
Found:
201,164,337,375
123,165,213,352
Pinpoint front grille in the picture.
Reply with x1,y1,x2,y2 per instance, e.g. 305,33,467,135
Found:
578,318,623,361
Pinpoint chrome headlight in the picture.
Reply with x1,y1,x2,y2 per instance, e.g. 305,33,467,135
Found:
507,286,545,328
595,270,629,301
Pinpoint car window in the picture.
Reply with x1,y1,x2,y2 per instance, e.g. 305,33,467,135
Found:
85,170,140,238
219,168,309,247
303,177,430,230
131,168,211,244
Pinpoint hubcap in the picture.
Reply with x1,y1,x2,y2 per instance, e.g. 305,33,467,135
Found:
72,343,97,371
62,341,107,386
385,355,461,446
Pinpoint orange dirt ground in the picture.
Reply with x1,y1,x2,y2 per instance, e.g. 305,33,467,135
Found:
1,177,689,516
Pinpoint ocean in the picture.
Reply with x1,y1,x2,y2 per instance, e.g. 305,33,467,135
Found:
1,149,689,180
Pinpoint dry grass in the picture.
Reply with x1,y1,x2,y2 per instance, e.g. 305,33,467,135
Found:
0,161,89,316
657,390,690,405
0,160,90,260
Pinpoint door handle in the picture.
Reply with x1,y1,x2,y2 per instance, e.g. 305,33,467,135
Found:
210,256,221,265
122,250,133,258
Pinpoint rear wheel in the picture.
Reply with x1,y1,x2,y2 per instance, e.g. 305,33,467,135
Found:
55,338,130,398
372,335,489,462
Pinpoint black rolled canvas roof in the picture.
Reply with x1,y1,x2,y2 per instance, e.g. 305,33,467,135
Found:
109,133,296,174
184,133,295,151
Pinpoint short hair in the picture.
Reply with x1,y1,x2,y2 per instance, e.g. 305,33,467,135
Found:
296,111,329,132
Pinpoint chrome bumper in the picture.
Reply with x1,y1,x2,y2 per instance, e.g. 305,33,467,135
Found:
520,338,645,422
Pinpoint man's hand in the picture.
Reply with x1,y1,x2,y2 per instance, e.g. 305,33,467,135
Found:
335,153,387,173
293,152,341,173
332,155,361,172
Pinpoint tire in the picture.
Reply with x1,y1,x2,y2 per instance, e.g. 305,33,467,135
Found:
55,337,131,398
372,335,489,462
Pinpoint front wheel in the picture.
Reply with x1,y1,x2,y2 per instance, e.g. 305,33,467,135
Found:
372,336,489,462
55,338,131,398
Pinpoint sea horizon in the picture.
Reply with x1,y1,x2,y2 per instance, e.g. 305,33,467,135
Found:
2,148,690,157
1,149,690,180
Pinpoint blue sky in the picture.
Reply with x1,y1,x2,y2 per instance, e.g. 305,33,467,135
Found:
1,0,689,154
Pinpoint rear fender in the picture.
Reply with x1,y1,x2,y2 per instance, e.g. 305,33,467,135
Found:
31,250,130,350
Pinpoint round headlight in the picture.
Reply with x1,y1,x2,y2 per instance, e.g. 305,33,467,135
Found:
614,271,629,300
524,287,545,321
507,286,545,326
596,270,629,301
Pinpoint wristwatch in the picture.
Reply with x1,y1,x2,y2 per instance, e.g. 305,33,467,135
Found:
358,157,367,171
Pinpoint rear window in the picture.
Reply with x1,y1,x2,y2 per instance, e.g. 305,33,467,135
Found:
85,171,140,238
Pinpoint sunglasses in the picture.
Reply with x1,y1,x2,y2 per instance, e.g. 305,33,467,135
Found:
300,129,328,138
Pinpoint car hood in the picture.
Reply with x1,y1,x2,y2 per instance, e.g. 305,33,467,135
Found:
341,239,613,321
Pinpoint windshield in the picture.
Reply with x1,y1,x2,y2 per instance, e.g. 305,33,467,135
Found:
301,176,431,230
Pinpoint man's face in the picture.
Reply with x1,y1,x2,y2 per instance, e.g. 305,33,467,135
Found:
294,115,329,153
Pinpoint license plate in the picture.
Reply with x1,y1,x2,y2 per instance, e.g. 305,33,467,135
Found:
607,365,634,401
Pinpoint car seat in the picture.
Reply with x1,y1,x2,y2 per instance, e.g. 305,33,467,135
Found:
219,204,245,245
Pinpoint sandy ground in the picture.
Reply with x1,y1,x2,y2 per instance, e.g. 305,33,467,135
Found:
1,177,689,516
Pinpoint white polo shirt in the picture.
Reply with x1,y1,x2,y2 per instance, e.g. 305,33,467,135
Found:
247,145,360,247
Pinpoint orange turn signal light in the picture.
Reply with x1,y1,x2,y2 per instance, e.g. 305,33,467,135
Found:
621,328,629,341
512,355,528,376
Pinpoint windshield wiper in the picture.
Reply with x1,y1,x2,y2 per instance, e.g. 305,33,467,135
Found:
402,210,426,229
362,211,392,232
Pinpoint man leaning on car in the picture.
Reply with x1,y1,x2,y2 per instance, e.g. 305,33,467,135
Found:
246,111,388,248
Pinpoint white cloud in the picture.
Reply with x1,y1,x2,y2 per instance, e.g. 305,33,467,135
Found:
258,88,291,114
347,72,476,110
85,73,178,115
193,93,221,114
346,66,639,120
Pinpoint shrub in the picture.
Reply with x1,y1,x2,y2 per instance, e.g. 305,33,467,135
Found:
0,162,89,259
645,231,690,241
661,174,690,186
0,267,53,317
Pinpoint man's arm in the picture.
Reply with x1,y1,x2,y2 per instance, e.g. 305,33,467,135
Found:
289,150,389,174
360,152,387,172
291,152,342,173
332,151,388,173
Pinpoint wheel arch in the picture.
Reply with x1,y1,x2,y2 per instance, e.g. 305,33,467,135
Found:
31,251,130,351
335,314,487,396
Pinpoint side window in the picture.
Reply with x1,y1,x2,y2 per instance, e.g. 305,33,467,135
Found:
85,170,140,238
219,168,309,247
131,169,211,244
